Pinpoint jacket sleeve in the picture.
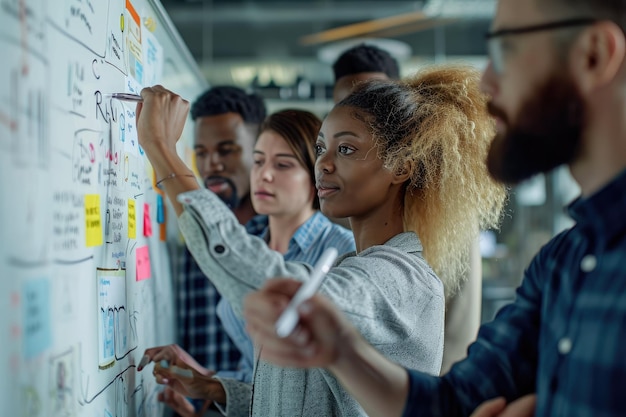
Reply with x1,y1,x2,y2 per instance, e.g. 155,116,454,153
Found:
176,190,313,317
212,377,252,417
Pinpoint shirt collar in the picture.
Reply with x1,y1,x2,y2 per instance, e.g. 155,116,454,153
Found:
290,211,330,254
567,168,626,241
382,231,423,253
255,212,330,254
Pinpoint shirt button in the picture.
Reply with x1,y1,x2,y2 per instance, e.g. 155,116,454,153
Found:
214,244,225,254
580,254,596,272
558,337,572,354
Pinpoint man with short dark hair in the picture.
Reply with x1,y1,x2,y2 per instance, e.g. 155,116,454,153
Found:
244,0,626,415
332,43,400,103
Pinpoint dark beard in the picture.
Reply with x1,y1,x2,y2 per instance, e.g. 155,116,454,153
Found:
204,176,241,209
486,73,585,185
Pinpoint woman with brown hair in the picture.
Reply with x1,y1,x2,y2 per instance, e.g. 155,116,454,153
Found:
145,109,355,416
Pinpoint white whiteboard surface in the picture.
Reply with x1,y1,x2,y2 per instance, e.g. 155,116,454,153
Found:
0,0,207,415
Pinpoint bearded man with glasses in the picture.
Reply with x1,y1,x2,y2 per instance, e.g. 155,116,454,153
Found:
242,0,626,416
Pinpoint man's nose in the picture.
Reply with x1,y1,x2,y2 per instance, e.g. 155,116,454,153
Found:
207,153,225,173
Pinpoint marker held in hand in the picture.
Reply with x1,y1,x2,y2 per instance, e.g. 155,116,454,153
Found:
275,247,338,338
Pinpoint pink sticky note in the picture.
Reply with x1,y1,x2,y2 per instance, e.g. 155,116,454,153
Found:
143,203,153,237
136,246,151,281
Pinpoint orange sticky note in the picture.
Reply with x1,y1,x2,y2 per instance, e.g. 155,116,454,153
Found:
143,203,152,237
85,194,103,247
128,199,136,239
136,246,151,281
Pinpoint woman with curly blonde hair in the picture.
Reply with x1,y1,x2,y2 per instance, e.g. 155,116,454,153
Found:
364,65,506,296
135,63,505,417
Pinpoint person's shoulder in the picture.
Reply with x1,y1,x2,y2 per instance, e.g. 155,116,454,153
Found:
358,232,436,276
359,232,422,255
334,236,442,297
523,226,579,287
340,233,432,273
532,226,577,264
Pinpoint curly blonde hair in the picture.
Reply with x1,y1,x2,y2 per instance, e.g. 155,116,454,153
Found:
338,64,507,296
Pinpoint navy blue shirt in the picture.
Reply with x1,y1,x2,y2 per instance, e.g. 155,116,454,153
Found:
404,169,626,417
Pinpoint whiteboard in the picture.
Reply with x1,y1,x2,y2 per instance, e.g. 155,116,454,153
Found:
0,0,207,415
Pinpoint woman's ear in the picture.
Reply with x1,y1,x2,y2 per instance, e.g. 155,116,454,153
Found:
392,160,412,184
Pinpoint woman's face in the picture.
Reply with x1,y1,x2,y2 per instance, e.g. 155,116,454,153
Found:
315,106,395,219
251,130,315,218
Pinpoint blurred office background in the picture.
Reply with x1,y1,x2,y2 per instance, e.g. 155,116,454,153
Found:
159,0,581,322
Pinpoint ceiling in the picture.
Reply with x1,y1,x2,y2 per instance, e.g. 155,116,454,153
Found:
159,0,496,101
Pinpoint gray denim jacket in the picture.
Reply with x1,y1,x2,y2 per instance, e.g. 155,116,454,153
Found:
177,190,445,416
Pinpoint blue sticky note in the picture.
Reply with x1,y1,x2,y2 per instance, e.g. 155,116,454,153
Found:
23,279,52,358
156,194,164,224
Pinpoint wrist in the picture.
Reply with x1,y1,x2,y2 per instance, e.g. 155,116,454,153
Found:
156,172,196,189
205,378,227,404
142,137,177,156
142,142,191,180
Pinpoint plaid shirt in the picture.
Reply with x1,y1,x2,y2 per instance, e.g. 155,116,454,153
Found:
403,169,626,417
177,215,268,371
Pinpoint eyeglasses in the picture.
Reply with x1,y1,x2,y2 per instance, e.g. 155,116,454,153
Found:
485,18,597,74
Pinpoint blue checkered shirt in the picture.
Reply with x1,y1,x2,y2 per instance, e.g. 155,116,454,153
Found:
403,168,626,417
177,215,268,371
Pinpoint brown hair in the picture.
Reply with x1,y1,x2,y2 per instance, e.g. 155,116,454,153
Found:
338,64,507,295
259,109,322,209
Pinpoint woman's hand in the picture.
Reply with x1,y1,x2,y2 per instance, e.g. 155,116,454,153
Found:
136,85,189,154
134,85,198,215
138,344,225,402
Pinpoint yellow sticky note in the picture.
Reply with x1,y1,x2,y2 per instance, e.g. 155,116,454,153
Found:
85,195,103,247
128,199,136,239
